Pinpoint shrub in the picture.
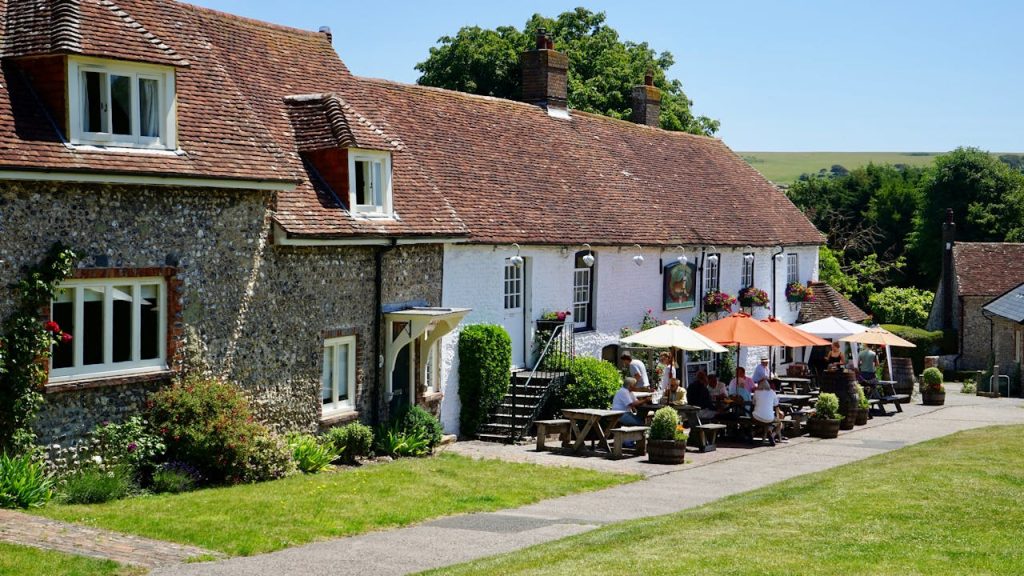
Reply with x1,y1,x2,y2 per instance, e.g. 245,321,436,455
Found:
717,347,737,384
394,405,443,450
287,434,338,474
881,324,949,373
561,357,620,409
147,375,294,484
922,367,944,392
60,465,135,504
814,393,840,420
857,385,869,409
649,407,679,441
88,417,165,479
374,425,430,458
961,378,977,395
458,325,512,437
868,287,934,328
324,423,374,464
150,462,202,494
0,452,54,508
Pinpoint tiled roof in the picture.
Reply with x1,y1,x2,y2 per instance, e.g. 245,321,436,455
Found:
333,78,824,246
284,93,393,153
797,281,870,324
953,242,1024,297
983,282,1024,324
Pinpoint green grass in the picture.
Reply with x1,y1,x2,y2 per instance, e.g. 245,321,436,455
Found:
0,542,141,576
739,151,946,183
426,425,1024,575
36,453,636,557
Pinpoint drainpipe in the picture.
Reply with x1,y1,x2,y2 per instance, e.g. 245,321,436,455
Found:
373,239,399,426
771,246,785,318
698,249,706,315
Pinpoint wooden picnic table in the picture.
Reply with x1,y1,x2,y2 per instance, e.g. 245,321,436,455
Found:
560,408,624,453
774,376,813,393
777,394,813,407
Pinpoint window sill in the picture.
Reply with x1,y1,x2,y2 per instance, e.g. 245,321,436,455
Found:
320,409,360,427
44,369,174,394
421,391,443,404
67,143,184,156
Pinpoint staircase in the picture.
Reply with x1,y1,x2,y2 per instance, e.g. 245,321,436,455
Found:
476,320,574,443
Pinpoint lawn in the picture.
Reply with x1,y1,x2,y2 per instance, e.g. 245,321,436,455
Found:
36,453,636,557
0,542,141,576
426,425,1024,575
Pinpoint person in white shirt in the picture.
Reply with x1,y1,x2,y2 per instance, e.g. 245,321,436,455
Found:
620,352,650,390
612,378,648,426
656,351,680,404
751,356,773,388
752,380,784,445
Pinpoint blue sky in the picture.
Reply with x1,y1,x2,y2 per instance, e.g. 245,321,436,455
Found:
191,1,1022,152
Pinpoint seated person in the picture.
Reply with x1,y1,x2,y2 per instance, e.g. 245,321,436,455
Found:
751,355,774,388
727,367,755,404
612,377,649,426
687,370,717,422
752,380,784,445
709,374,727,399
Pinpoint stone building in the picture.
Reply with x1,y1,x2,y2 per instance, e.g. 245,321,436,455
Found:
982,283,1024,388
0,0,468,458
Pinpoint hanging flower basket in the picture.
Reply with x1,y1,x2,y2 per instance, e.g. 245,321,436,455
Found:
737,287,769,308
785,283,814,303
703,291,736,314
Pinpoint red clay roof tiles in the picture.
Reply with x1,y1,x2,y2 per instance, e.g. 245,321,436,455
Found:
953,242,1024,297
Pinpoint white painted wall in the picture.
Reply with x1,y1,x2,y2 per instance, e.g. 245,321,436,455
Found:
438,243,820,435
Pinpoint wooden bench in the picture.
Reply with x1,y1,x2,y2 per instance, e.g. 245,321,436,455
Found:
692,423,727,452
608,426,648,459
535,419,571,451
870,382,910,415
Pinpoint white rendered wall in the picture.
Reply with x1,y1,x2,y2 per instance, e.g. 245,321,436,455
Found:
439,243,820,435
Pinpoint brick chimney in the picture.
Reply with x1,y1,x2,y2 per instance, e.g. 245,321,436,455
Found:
318,26,332,44
630,70,661,127
520,29,569,118
940,208,956,330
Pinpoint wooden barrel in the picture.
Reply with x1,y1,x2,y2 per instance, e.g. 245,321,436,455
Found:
819,370,859,419
924,356,939,370
890,357,916,398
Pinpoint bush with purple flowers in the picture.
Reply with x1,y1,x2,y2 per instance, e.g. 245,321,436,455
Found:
89,416,165,478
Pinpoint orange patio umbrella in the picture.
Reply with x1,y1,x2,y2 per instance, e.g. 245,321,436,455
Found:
693,313,791,347
759,317,830,347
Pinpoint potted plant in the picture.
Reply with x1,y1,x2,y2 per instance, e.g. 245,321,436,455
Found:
647,407,687,464
855,384,869,425
703,291,736,314
737,287,769,308
920,367,946,405
807,393,842,438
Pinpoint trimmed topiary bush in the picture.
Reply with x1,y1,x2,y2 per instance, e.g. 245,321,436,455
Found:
649,407,679,441
324,423,374,464
814,393,840,420
147,375,294,484
561,357,620,409
921,367,944,392
458,324,512,437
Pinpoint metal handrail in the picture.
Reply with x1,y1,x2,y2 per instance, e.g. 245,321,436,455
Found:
508,320,574,443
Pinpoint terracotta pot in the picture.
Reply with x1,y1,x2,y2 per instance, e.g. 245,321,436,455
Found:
855,408,869,426
648,439,686,464
922,389,946,406
808,417,841,439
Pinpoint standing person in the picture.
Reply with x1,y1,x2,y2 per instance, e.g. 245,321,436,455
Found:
752,380,784,445
620,352,650,390
752,355,773,388
825,341,845,370
612,377,649,426
858,345,878,382
657,351,680,403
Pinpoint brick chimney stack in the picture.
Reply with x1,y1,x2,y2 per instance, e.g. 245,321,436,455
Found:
520,29,569,118
630,69,661,127
940,208,956,330
318,26,332,44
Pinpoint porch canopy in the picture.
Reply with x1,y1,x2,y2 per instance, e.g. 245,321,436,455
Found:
383,307,470,403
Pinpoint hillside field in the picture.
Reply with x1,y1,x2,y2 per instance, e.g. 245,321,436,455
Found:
738,151,942,184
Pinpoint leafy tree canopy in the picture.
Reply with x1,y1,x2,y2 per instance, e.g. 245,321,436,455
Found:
415,8,719,136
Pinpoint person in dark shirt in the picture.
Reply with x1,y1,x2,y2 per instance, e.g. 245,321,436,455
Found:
687,370,717,421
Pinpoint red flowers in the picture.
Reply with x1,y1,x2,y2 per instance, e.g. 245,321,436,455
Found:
60,332,72,343
44,321,60,333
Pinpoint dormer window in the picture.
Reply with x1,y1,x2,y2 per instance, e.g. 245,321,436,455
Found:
348,149,392,217
68,57,176,150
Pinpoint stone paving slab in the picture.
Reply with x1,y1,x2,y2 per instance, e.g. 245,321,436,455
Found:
152,389,1024,576
0,508,222,568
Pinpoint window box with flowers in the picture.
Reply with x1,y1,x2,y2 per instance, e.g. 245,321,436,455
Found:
785,283,814,311
703,291,736,314
737,287,769,308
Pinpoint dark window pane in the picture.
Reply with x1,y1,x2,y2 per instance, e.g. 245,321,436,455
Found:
112,285,132,363
111,75,131,135
140,284,160,360
354,160,367,205
82,288,104,365
51,295,74,369
84,71,104,133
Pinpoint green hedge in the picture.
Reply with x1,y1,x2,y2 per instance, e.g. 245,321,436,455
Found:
880,324,951,374
560,357,621,409
458,324,512,437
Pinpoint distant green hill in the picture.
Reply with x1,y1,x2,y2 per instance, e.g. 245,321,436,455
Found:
738,152,943,184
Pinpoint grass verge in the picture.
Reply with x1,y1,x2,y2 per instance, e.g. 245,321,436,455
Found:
36,453,636,557
0,542,142,576
426,425,1024,575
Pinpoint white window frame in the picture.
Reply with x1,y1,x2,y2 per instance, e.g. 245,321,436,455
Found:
1015,330,1023,364
321,335,357,416
504,260,522,310
347,149,393,217
704,253,720,294
786,253,800,284
423,340,440,395
741,253,754,288
67,56,176,150
49,277,167,382
573,267,592,331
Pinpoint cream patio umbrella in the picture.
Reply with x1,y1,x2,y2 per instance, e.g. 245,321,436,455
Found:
840,327,916,381
622,320,727,397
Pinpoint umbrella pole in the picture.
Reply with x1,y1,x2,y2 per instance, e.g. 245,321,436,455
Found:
886,344,893,381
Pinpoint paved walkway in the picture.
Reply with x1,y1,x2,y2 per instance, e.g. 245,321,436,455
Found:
0,508,220,568
149,387,1024,576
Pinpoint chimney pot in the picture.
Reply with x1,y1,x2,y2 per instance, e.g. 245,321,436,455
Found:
318,26,332,43
536,28,549,49
644,69,654,86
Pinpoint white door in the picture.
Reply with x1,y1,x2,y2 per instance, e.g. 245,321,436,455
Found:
502,258,527,368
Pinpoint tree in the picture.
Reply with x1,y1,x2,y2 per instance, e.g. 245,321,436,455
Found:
415,8,719,136
868,287,934,328
907,147,1024,286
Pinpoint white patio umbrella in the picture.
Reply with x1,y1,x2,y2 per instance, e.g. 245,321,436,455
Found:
840,327,916,381
797,316,870,365
622,319,727,396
